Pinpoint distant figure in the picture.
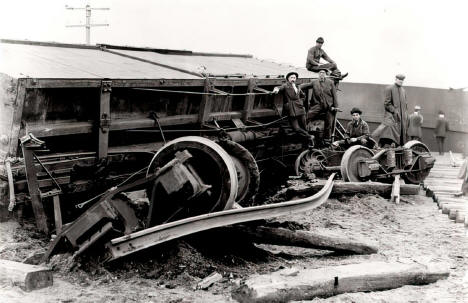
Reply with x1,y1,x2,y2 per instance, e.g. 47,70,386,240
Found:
434,110,450,155
272,72,313,141
408,105,424,141
372,74,409,147
332,107,371,148
306,37,348,80
307,68,339,139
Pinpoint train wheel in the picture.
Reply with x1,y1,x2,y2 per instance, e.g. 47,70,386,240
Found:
403,140,432,184
294,149,327,176
218,140,260,205
340,145,375,182
146,136,238,226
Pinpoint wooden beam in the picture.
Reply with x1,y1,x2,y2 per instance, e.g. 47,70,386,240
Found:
285,180,420,199
0,259,53,291
52,195,62,234
232,261,449,302
103,48,203,78
26,108,278,138
23,78,287,89
20,146,49,233
225,225,378,254
242,78,256,122
98,81,112,159
449,208,466,220
8,79,27,157
391,175,401,204
455,210,466,223
199,78,212,124
1,38,98,50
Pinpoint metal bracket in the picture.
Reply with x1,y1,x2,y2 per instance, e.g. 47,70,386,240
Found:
101,80,112,93
100,113,111,133
20,133,45,149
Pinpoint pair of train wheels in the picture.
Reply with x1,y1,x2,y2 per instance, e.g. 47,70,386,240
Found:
295,141,431,183
145,137,260,225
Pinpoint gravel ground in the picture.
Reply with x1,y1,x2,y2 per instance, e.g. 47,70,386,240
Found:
0,189,467,302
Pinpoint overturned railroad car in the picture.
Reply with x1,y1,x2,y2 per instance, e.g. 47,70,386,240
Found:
0,40,338,260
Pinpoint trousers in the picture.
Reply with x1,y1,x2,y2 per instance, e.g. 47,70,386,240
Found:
436,136,445,155
308,103,335,139
307,63,341,76
289,115,309,138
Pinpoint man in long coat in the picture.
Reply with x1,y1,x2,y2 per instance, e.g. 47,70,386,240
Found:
308,68,339,139
372,74,409,147
272,72,313,140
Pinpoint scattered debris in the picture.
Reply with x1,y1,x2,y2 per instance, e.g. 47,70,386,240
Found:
196,272,223,290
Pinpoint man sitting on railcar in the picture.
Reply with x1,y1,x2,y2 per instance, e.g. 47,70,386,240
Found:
332,107,371,148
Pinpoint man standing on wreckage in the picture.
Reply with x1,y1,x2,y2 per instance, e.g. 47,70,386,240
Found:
372,74,409,147
272,72,314,144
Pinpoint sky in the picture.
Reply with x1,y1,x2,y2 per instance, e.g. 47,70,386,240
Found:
1,0,467,89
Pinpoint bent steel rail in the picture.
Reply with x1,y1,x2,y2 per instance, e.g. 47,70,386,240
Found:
105,174,335,261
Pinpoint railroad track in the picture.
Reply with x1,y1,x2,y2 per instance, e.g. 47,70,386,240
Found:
423,153,467,226
105,174,335,261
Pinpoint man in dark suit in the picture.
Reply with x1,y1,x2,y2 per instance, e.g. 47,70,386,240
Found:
272,72,313,140
307,68,339,139
408,105,424,141
372,74,409,147
434,110,450,155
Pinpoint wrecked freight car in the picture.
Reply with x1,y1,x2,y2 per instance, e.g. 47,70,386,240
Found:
0,39,433,261
0,40,336,260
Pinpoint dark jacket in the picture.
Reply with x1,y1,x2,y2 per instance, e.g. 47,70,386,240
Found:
310,79,338,110
277,82,313,117
372,84,408,145
407,112,423,138
306,46,335,70
346,118,370,139
434,116,449,137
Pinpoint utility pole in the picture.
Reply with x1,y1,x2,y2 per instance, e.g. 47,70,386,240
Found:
66,4,109,45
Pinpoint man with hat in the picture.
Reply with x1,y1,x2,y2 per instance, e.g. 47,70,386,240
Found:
372,74,409,147
307,68,339,140
332,107,371,148
408,105,424,141
306,37,347,80
434,110,450,155
272,71,314,140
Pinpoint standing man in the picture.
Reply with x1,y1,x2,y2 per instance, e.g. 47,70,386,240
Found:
272,72,313,141
408,105,424,141
306,37,347,80
434,110,450,155
372,74,409,147
308,68,339,140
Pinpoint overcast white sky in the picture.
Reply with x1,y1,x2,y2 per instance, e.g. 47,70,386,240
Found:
1,0,467,89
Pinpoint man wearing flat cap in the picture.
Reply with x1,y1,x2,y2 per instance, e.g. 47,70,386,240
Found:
272,71,314,141
332,107,372,148
306,37,347,80
372,74,409,147
408,105,424,141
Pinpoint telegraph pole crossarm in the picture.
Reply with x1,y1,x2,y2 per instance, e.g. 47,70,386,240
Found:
65,5,110,44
